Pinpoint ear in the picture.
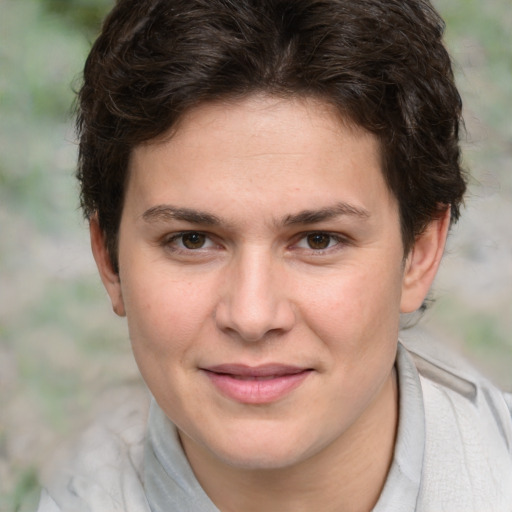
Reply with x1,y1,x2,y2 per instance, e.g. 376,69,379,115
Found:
400,208,451,313
90,216,126,317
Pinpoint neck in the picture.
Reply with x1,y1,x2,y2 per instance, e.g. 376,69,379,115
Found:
181,369,398,512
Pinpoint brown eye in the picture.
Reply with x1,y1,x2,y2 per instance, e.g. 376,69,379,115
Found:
182,232,206,249
306,233,332,250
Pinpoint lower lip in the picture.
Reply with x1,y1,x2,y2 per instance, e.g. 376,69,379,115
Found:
203,370,312,404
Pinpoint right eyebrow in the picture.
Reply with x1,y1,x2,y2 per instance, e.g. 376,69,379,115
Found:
141,205,222,226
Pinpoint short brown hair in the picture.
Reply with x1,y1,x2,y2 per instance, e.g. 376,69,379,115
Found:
77,0,466,270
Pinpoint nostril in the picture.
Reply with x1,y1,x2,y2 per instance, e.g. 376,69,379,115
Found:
214,298,295,343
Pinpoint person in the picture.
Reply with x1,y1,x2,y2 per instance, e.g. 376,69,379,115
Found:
37,0,512,510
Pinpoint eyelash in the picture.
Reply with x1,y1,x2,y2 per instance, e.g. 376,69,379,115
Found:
161,230,350,255
162,231,217,252
293,232,349,253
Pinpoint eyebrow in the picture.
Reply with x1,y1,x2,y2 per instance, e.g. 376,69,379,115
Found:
282,202,370,226
142,205,222,225
141,201,370,228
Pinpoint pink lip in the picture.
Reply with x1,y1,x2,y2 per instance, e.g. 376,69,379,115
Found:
201,364,312,404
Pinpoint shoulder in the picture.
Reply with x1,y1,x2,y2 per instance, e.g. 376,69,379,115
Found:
37,385,151,512
400,330,512,511
402,329,512,436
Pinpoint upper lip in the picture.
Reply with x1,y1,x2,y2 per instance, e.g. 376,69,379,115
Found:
202,364,310,378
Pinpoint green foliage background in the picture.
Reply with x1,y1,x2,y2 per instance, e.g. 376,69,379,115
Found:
0,0,511,509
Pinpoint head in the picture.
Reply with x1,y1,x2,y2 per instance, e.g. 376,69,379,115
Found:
78,0,466,272
81,0,466,489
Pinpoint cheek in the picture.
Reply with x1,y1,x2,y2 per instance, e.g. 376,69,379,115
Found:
120,267,218,358
299,261,403,360
120,268,222,411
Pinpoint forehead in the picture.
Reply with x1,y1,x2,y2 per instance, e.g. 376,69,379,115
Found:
151,95,379,163
125,94,394,224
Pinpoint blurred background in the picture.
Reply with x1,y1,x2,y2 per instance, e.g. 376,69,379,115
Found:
0,0,511,509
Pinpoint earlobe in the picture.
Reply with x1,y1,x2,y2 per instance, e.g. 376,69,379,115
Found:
90,216,126,317
400,208,451,313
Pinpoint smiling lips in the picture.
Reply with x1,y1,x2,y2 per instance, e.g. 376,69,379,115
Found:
202,364,312,404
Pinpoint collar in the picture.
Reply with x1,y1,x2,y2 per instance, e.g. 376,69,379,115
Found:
144,401,219,512
372,342,425,511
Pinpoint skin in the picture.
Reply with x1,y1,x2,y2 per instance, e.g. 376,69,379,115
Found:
91,95,450,512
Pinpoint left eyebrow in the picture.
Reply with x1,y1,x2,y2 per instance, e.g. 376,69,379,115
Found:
282,202,370,226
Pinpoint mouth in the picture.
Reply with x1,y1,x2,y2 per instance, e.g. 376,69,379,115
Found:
201,364,313,404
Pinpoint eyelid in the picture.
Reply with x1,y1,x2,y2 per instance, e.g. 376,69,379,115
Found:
159,230,351,254
291,231,352,252
162,230,219,251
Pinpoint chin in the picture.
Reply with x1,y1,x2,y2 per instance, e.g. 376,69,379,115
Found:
199,426,324,471
217,447,307,471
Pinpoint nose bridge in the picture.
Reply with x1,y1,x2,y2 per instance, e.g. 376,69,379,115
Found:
216,245,293,341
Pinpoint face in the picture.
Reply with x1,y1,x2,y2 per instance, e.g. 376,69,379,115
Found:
93,95,443,472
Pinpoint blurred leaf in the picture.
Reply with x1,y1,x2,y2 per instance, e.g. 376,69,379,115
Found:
41,0,114,35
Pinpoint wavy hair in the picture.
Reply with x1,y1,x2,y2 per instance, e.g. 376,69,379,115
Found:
77,0,466,270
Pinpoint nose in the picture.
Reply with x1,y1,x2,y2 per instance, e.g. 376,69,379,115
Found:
214,248,295,342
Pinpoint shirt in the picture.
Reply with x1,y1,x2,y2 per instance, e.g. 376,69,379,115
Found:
37,339,512,511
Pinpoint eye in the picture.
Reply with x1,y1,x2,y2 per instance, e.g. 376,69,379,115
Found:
305,233,333,250
296,232,341,251
164,231,216,251
181,232,207,249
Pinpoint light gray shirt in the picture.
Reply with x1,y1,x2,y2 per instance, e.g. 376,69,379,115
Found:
38,340,512,511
